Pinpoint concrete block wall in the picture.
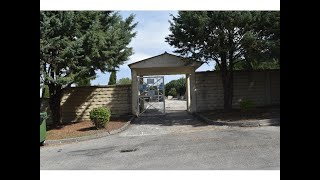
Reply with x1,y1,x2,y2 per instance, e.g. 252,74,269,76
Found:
40,85,132,124
60,85,132,122
270,71,280,104
195,70,280,112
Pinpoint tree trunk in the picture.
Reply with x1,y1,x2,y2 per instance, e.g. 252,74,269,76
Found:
48,84,63,126
227,70,234,110
221,68,234,112
40,87,45,109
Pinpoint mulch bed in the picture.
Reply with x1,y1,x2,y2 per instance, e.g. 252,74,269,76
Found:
46,116,131,140
201,106,280,122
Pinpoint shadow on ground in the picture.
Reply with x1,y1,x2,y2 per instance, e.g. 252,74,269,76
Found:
201,105,280,122
131,110,208,127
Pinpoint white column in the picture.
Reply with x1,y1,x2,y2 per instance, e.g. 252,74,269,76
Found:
131,69,139,116
139,75,144,113
190,70,197,113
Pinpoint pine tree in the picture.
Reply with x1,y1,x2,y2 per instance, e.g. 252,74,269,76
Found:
166,11,280,111
40,11,137,125
75,78,91,86
108,70,117,85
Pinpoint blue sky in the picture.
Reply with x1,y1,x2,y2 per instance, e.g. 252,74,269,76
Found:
91,11,214,85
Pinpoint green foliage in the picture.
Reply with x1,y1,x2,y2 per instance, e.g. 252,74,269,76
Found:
89,107,111,129
240,99,255,112
168,88,177,97
117,77,131,85
166,11,280,68
40,112,47,121
108,71,117,85
165,78,186,96
149,86,157,90
40,11,137,124
75,78,91,86
215,59,279,71
166,11,279,110
40,11,137,87
42,85,50,98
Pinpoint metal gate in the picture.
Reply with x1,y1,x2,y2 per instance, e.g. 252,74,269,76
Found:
137,76,165,116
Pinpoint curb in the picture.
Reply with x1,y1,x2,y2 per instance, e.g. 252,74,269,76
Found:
46,116,134,145
259,118,280,126
194,113,280,127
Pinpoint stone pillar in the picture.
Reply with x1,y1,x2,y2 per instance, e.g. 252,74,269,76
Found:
186,73,191,112
131,69,138,116
139,76,144,113
190,69,197,113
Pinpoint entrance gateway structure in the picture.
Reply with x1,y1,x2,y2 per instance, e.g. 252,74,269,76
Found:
128,52,202,116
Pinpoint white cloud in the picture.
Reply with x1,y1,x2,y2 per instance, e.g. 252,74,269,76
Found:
91,11,214,86
130,21,171,50
124,11,178,56
119,11,178,71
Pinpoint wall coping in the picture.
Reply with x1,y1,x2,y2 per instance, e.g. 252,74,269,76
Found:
64,84,131,89
196,69,280,74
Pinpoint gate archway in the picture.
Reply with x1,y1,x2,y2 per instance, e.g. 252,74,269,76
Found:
128,52,202,116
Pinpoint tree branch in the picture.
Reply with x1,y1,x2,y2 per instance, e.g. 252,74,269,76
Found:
233,58,245,65
63,81,74,89
233,48,246,60
214,59,221,69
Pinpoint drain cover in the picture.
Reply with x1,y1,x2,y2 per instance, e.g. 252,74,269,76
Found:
120,148,138,153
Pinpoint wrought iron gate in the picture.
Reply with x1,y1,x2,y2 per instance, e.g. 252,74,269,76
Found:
137,76,165,116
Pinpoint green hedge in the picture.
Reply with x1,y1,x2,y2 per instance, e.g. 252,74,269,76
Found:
89,107,111,129
240,99,255,112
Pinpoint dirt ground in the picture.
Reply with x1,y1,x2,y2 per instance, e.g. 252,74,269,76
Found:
46,116,131,140
201,106,280,122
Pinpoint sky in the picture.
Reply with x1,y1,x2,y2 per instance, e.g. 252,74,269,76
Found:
91,11,214,85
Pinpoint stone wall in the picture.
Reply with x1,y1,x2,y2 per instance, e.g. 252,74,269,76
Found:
40,70,280,121
195,70,280,112
61,85,132,122
40,85,132,124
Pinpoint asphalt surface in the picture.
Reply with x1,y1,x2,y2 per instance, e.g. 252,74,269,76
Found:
141,99,187,114
40,110,280,170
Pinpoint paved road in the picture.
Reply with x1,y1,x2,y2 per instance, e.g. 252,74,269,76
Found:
141,99,187,114
165,99,187,112
40,112,280,170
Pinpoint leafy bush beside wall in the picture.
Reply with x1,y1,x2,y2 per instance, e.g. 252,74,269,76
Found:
240,99,255,112
89,107,111,129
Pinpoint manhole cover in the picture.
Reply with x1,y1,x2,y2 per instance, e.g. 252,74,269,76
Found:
120,148,138,153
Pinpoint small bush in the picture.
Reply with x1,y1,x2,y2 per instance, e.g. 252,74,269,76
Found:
240,99,255,112
168,88,177,97
89,107,111,129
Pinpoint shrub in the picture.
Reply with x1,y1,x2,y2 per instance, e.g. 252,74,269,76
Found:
165,78,186,96
240,99,255,112
117,77,131,85
89,107,111,129
168,88,177,97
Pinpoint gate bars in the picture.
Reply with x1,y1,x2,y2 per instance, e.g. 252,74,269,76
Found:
137,76,165,115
